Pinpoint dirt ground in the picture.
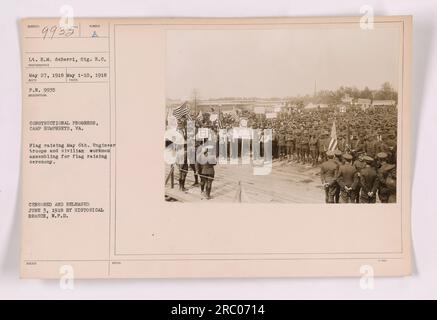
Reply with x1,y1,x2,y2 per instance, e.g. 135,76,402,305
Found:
165,159,325,203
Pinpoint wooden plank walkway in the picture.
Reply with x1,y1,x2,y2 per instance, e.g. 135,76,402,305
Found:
165,160,325,203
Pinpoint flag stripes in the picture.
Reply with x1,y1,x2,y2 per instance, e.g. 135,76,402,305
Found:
328,121,338,151
173,101,192,121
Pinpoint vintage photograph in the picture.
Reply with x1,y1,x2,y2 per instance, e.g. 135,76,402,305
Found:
164,26,399,203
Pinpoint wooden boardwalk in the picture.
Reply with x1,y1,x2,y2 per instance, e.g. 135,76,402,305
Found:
165,160,325,203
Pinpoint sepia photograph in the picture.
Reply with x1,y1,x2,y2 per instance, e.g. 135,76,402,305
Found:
164,26,400,203
15,13,415,282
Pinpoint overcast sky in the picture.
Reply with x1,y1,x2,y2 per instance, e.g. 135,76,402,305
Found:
166,25,401,100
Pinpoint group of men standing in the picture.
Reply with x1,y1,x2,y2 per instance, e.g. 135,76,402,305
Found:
320,150,396,203
167,104,397,203
274,128,397,167
173,121,217,200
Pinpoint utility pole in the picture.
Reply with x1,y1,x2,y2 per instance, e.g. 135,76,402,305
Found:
192,89,198,115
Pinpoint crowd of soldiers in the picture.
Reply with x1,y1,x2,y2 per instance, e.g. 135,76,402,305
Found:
320,150,396,203
266,106,398,204
170,104,398,202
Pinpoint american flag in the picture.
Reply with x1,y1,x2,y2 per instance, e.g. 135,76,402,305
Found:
173,101,192,121
328,121,338,151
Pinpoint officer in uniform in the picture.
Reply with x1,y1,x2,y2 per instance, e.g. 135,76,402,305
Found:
320,150,339,203
359,156,379,203
336,153,358,203
376,152,391,203
198,146,217,200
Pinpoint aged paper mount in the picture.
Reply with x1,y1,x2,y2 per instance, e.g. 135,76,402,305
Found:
20,17,412,279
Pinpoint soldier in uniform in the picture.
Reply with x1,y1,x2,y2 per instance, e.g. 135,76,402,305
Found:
334,150,343,165
350,134,364,159
285,128,294,161
337,134,347,152
385,164,397,203
376,152,391,203
359,156,379,203
198,146,217,200
336,153,358,203
314,131,321,164
278,130,287,161
189,125,201,187
176,120,189,192
309,133,318,166
318,131,329,163
320,150,339,203
272,129,279,159
333,150,343,203
177,157,189,191
352,152,366,203
295,131,302,163
365,134,380,158
301,130,310,164
385,132,397,164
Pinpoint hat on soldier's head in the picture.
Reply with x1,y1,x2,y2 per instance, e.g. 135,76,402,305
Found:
363,155,374,163
376,152,388,160
334,149,342,157
342,153,353,161
326,150,335,157
386,164,396,171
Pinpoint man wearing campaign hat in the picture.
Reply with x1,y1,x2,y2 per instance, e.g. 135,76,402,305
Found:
359,156,379,203
320,150,339,203
336,153,358,203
